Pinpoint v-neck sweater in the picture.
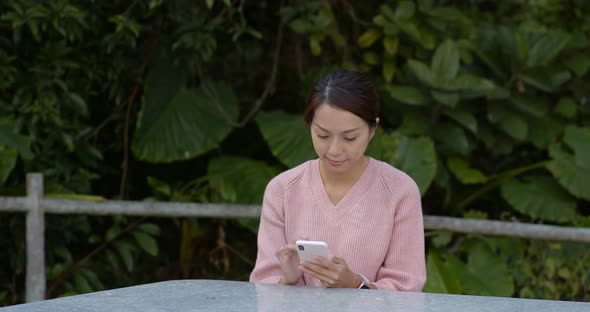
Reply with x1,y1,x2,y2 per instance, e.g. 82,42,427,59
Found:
250,157,426,291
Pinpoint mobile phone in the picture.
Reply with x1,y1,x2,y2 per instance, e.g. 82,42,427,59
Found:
295,240,332,264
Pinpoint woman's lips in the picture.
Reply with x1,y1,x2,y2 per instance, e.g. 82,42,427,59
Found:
327,158,344,167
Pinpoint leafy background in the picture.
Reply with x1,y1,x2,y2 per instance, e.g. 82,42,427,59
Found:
1,0,589,305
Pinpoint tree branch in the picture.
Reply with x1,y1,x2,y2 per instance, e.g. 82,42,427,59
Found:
118,23,162,199
200,22,285,128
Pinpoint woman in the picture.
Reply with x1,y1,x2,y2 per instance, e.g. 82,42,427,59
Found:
250,70,426,291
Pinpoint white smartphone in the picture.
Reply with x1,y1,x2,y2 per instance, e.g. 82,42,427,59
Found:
295,240,332,264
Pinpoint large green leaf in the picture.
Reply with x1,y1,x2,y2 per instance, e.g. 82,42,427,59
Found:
438,75,496,93
417,26,436,50
397,112,430,136
546,126,590,200
456,242,514,297
554,98,577,119
383,36,399,55
431,39,460,81
520,67,572,92
373,133,436,194
114,242,134,272
478,237,524,265
564,54,590,77
357,29,381,48
366,127,398,161
256,111,316,168
132,81,239,163
209,156,282,234
135,58,186,128
562,126,590,166
510,94,548,118
500,176,577,222
0,122,33,159
526,31,570,67
399,21,423,46
382,58,396,82
447,157,487,184
500,112,528,140
476,50,506,80
394,0,415,20
487,104,528,141
443,109,477,133
423,251,462,294
133,232,158,256
385,85,430,106
73,271,93,293
526,117,564,149
514,31,529,66
406,59,435,87
208,156,281,204
433,122,471,156
431,91,459,107
0,145,17,185
475,26,516,79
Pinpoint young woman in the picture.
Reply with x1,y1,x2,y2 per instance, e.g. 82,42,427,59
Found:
250,70,426,291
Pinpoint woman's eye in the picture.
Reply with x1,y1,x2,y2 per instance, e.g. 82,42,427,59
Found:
344,137,357,142
317,135,329,139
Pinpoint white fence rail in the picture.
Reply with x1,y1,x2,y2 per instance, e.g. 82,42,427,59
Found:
1,173,590,302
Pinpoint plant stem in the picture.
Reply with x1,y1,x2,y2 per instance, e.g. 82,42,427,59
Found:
456,160,550,210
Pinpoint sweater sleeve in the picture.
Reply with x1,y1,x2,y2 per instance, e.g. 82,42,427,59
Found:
373,181,427,291
249,178,288,284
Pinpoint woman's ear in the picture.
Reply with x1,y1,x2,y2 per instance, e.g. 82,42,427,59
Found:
369,117,380,140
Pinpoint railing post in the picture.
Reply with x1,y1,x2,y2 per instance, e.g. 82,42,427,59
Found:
26,173,45,302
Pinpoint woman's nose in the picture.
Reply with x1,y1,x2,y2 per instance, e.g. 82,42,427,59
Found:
328,138,343,155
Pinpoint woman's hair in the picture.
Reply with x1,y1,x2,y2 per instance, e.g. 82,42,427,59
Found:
303,70,379,128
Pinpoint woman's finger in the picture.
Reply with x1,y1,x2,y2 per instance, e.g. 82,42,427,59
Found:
299,265,336,286
313,256,335,268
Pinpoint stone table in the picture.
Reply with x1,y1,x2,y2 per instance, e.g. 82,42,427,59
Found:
1,280,588,312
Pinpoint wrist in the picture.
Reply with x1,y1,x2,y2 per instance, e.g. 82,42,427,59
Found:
356,274,370,289
279,275,299,285
352,274,362,288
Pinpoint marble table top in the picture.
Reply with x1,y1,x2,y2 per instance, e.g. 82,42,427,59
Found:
1,279,588,312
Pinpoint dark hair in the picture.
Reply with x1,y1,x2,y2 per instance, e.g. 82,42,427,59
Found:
303,70,379,128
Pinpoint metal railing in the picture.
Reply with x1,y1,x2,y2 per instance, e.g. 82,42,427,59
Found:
1,173,590,302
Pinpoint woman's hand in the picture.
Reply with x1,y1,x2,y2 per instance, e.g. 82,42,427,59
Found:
275,240,304,285
299,256,361,288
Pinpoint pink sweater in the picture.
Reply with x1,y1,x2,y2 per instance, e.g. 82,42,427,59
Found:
250,157,426,291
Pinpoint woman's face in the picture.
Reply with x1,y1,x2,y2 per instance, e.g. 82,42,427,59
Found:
310,103,376,175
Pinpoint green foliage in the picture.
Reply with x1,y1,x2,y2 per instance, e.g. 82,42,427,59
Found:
546,126,590,201
500,176,577,222
256,111,316,168
456,241,515,297
0,146,17,185
370,131,437,195
426,233,590,301
1,0,590,305
133,78,239,163
279,2,343,56
447,157,487,184
423,251,461,294
208,156,280,204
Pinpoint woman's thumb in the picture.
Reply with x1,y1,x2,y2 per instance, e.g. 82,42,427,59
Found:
332,256,346,264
